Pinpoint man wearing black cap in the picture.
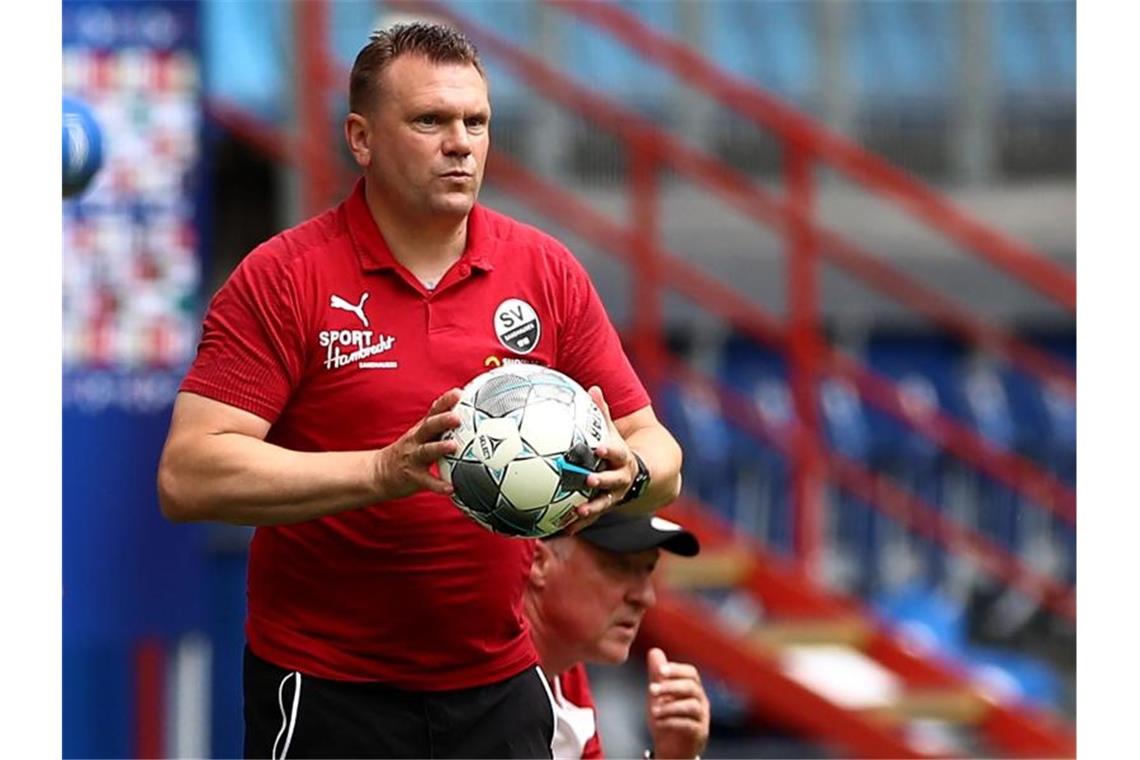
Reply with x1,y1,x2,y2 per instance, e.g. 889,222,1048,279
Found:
524,512,710,759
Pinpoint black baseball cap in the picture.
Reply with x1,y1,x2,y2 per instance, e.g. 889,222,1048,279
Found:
575,512,700,557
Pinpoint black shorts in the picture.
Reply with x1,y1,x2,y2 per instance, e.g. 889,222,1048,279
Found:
243,646,555,759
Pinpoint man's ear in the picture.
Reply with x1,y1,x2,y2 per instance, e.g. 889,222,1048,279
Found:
344,113,372,168
529,540,556,589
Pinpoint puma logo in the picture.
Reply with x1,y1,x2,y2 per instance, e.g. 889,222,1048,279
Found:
330,292,370,328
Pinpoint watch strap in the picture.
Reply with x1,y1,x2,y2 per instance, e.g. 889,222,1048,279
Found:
618,451,650,505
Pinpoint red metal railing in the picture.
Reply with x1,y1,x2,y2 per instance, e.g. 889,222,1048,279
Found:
206,97,1073,621
642,589,934,759
662,357,1076,622
296,1,339,218
388,0,1075,583
551,0,1076,314
477,148,1075,526
393,0,1074,397
652,499,1077,757
212,2,1076,753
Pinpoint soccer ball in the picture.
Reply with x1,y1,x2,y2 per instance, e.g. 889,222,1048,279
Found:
63,96,104,199
440,364,607,538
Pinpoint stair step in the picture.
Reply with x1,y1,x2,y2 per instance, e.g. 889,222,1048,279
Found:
748,616,874,650
658,546,756,588
858,688,991,726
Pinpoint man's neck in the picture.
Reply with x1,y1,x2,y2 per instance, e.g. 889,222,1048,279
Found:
364,180,468,280
523,595,576,682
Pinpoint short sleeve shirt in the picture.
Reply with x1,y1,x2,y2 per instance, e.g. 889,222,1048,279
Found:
181,179,650,688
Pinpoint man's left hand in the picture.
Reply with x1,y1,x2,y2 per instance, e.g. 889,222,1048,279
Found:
568,386,638,526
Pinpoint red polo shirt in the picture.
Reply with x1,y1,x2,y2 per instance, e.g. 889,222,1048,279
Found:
181,179,650,689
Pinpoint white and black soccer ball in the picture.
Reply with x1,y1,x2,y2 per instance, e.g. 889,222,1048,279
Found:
441,364,607,538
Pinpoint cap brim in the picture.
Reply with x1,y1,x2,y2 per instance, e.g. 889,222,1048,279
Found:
576,514,700,557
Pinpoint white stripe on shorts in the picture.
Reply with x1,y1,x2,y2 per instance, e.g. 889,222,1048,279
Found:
272,671,302,760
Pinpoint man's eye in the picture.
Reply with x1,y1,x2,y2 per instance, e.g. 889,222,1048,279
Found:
465,117,486,128
416,115,439,126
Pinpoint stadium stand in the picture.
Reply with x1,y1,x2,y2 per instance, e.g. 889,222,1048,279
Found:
64,1,1075,756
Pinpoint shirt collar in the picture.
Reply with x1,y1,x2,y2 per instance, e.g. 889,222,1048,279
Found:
344,177,495,273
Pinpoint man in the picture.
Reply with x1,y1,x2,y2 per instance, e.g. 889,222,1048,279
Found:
156,22,682,758
525,512,710,759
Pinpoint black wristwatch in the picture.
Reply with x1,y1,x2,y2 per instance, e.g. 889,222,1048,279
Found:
617,451,651,505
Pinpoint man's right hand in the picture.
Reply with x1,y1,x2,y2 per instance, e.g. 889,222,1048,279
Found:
374,388,463,499
646,647,710,760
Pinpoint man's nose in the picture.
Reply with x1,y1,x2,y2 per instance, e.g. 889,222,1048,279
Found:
627,575,657,609
442,121,472,156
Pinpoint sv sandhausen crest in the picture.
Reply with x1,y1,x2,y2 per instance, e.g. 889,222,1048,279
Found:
494,298,541,354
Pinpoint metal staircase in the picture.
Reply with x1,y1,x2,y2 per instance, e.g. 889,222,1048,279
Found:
210,1,1076,755
643,499,1074,757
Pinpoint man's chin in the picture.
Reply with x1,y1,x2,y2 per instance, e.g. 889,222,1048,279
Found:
592,649,632,666
593,634,636,665
429,192,478,217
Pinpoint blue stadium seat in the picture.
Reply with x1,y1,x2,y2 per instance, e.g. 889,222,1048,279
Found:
657,378,737,519
718,335,794,553
819,375,879,592
874,583,1063,711
873,582,967,655
1022,331,1075,486
1037,332,1075,583
959,361,1016,450
993,0,1076,97
998,333,1074,584
864,334,965,588
1002,367,1053,466
1039,0,1077,89
819,376,870,462
205,0,292,120
330,1,388,67
563,0,674,114
705,1,816,104
434,0,533,112
863,334,962,472
1039,380,1075,486
956,358,1021,555
967,646,1063,711
849,0,954,106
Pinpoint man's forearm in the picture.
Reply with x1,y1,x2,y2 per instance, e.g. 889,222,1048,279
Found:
158,432,384,526
617,424,683,515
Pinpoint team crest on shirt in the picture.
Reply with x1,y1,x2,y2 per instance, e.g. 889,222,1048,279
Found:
319,291,398,370
494,298,541,355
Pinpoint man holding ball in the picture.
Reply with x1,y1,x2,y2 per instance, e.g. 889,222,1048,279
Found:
158,21,682,758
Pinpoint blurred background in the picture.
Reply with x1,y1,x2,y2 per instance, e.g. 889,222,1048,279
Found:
62,0,1075,757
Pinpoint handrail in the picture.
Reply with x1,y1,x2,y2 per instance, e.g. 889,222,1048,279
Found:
296,1,339,218
550,0,1076,313
479,146,1075,525
206,100,1075,613
216,4,1077,748
393,0,1074,402
640,589,933,759
657,499,1077,757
